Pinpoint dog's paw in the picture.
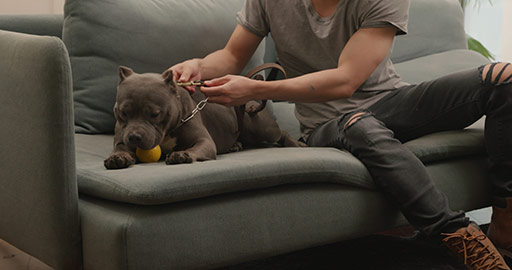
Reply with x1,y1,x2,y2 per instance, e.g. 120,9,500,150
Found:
104,152,136,169
294,140,308,147
283,139,307,147
279,131,308,147
244,100,266,115
229,142,243,152
165,151,194,165
245,104,258,113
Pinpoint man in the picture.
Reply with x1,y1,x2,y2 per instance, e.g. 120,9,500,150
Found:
168,0,512,268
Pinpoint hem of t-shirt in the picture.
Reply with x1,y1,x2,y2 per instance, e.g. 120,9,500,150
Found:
361,21,407,35
236,15,268,38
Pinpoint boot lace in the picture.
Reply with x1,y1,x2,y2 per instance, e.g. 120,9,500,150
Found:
442,231,505,270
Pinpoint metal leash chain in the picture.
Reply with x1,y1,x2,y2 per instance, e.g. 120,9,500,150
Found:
175,80,208,124
180,97,208,124
174,63,286,126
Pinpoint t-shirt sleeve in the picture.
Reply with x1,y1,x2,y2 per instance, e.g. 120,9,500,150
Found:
360,0,410,35
236,0,270,38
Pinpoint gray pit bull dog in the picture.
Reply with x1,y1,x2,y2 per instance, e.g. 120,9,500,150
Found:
104,66,306,169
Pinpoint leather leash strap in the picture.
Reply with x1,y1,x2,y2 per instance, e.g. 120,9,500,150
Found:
235,62,287,134
241,62,287,115
244,62,287,81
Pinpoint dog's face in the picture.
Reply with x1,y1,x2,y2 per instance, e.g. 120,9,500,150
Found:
114,66,182,150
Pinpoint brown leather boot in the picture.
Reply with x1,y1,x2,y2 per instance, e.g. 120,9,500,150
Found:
442,223,510,270
488,197,512,259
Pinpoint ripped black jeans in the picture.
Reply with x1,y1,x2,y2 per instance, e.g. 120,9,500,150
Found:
307,63,512,237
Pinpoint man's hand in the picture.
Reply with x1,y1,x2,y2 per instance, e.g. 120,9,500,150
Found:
165,59,202,92
165,24,263,95
201,75,259,106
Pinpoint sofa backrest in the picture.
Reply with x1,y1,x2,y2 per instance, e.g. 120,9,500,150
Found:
62,0,264,134
391,0,467,63
1,0,467,69
1,0,468,135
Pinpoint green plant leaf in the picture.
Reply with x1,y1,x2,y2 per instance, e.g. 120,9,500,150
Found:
460,0,494,9
467,36,495,60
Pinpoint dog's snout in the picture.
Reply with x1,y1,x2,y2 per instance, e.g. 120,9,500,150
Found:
123,123,160,150
128,133,143,144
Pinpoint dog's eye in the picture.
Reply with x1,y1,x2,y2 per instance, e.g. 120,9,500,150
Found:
150,112,160,118
121,111,128,118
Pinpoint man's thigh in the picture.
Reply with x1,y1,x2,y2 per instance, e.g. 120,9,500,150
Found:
368,66,489,142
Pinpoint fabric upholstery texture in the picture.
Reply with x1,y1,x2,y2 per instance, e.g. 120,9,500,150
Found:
395,49,490,84
0,30,81,270
79,187,406,270
75,121,485,205
390,0,467,64
80,166,490,270
63,0,264,134
0,14,63,38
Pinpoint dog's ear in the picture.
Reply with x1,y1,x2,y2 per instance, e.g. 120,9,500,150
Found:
119,66,134,81
162,69,176,87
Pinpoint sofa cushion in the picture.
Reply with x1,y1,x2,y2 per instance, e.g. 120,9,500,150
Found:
63,0,264,134
76,134,371,205
75,120,485,205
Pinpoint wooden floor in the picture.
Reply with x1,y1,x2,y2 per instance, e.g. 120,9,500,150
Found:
0,239,52,270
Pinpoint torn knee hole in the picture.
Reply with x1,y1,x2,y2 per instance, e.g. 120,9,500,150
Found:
482,62,512,85
343,112,366,129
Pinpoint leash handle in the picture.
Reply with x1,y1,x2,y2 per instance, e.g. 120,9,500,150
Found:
244,63,287,80
176,80,205,87
240,63,287,116
175,63,285,87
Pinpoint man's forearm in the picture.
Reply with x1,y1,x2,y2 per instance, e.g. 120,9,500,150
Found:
255,68,359,103
199,49,246,80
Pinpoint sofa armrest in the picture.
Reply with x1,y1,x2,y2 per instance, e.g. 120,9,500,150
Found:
0,14,63,38
0,30,81,270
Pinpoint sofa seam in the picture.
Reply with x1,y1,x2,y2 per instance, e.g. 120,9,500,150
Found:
123,208,135,270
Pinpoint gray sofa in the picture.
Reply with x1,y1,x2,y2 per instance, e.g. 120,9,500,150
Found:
0,0,492,269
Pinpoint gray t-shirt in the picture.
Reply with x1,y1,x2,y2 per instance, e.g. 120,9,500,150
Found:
237,0,410,139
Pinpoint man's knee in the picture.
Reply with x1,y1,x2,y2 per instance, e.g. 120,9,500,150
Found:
340,111,397,152
343,111,366,130
481,62,512,85
340,111,392,139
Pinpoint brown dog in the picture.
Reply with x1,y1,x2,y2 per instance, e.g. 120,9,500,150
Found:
104,66,305,169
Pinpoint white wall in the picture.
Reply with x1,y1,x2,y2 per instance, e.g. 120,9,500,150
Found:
0,0,65,14
502,0,512,62
464,0,512,62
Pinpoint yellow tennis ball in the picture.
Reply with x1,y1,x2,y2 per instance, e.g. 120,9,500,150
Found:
136,145,162,163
